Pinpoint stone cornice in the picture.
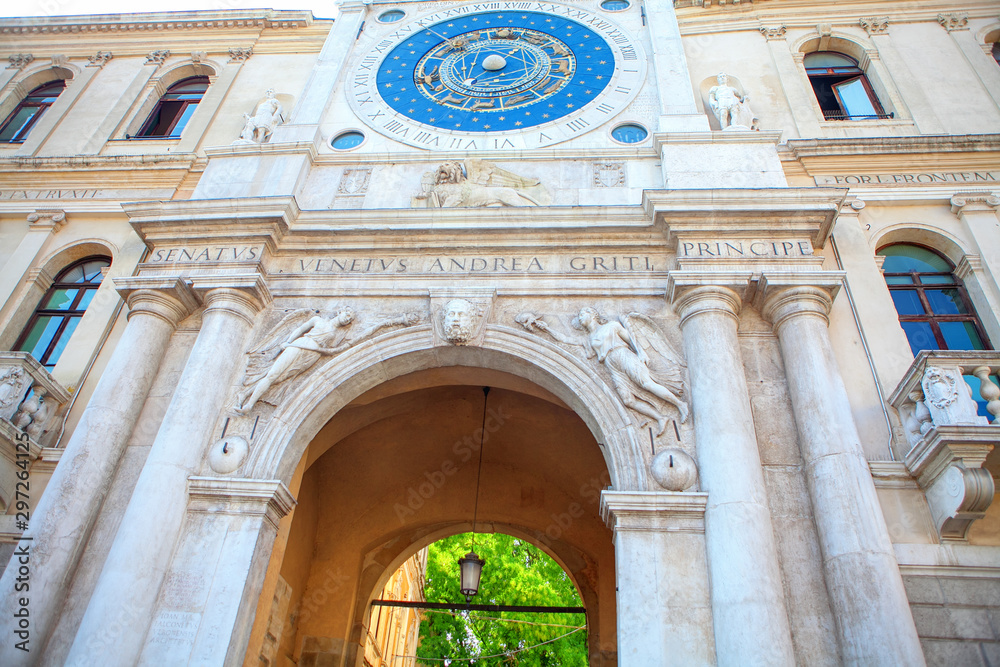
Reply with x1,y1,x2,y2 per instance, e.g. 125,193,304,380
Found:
0,10,316,35
0,153,197,173
644,187,846,248
600,490,708,533
781,134,1000,159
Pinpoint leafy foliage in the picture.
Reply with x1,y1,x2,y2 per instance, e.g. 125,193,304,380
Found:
416,532,588,666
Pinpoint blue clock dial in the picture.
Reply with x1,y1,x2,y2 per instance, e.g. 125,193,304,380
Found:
375,11,616,134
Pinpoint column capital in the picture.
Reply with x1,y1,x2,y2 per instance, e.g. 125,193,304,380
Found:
672,284,743,328
600,490,707,534
188,477,296,531
115,276,201,328
191,273,272,325
761,283,837,331
950,191,1000,215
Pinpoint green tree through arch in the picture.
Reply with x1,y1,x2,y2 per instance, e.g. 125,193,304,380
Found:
417,532,588,665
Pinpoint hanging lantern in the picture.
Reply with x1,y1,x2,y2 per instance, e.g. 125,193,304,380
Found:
458,551,485,601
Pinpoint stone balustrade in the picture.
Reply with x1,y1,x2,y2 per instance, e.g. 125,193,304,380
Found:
889,350,1000,541
0,352,71,514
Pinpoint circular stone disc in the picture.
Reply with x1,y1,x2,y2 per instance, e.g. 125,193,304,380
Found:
482,54,507,71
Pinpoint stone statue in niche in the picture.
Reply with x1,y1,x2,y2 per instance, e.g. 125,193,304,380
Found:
233,89,284,145
708,73,758,131
442,298,481,345
233,307,419,414
413,159,552,208
516,309,689,433
12,384,54,439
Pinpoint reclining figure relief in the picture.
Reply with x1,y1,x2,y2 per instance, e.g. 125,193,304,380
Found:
413,159,552,208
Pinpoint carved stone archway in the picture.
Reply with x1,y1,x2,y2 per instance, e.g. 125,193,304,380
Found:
244,322,650,492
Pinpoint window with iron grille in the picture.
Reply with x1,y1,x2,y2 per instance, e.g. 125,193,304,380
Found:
805,52,891,121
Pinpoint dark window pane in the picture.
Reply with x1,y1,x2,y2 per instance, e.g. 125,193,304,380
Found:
76,288,98,310
169,103,199,137
885,276,914,285
78,260,106,283
939,322,984,350
0,106,40,142
44,288,79,311
879,245,952,273
917,275,952,285
805,52,859,69
46,317,80,366
890,290,925,315
900,321,939,354
27,81,66,99
925,289,968,315
19,316,63,360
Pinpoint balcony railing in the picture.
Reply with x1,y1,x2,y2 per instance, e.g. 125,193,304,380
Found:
822,110,895,121
889,350,999,541
0,352,71,515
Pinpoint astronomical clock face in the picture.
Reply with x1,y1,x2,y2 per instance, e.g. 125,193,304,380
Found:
349,3,646,150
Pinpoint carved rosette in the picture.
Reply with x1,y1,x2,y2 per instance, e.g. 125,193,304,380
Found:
228,46,253,63
7,53,34,69
145,50,170,65
859,17,889,36
937,13,969,32
87,51,113,68
758,26,786,41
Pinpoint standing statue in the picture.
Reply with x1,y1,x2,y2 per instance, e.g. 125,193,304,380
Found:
708,73,758,131
517,309,688,433
234,88,284,145
233,308,418,414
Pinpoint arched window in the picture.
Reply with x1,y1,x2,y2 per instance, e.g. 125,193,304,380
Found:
878,244,991,354
134,76,209,139
15,257,110,369
0,80,66,143
993,42,1000,68
805,52,888,121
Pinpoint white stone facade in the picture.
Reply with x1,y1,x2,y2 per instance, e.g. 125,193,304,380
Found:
0,2,997,666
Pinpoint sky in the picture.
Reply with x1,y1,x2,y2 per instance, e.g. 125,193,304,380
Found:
0,0,339,20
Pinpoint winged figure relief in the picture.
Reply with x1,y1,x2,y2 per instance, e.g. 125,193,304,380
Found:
233,307,418,415
516,308,689,434
414,159,552,208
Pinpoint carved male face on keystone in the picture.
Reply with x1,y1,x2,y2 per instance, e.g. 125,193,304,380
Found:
443,299,476,344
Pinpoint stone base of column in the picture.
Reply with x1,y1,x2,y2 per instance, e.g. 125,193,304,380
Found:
138,477,295,666
601,491,714,666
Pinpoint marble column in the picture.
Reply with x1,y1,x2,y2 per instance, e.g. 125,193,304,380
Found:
139,477,295,665
0,278,197,667
671,284,796,667
601,491,713,666
66,278,269,667
761,282,925,666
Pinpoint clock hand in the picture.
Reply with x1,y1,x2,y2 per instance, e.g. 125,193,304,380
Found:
463,47,486,85
425,26,461,50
